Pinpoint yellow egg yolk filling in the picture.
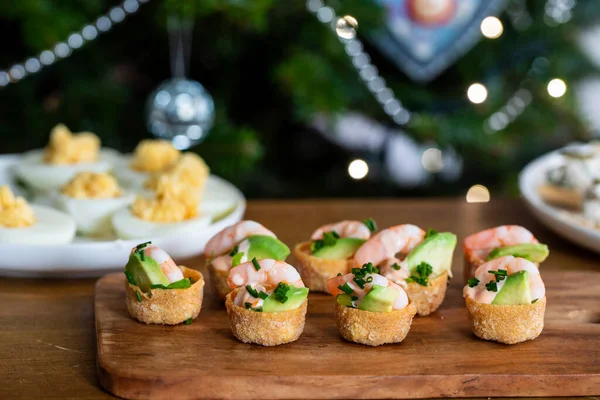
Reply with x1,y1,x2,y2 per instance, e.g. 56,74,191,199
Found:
132,177,199,222
144,152,209,191
61,172,122,199
130,139,180,172
0,185,35,228
43,124,101,164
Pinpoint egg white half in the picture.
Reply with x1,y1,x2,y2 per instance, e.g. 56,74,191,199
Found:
112,155,152,191
57,192,135,237
111,208,211,240
15,149,117,193
0,205,76,244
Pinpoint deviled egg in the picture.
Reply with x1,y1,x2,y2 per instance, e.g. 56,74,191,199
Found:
114,139,180,190
112,177,210,239
0,185,75,244
144,152,209,196
56,172,134,237
15,124,116,194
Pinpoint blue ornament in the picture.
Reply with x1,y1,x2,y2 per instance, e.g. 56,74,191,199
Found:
146,78,215,150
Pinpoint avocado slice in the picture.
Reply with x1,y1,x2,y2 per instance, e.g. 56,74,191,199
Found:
492,270,532,305
358,285,398,312
486,243,549,263
336,294,355,307
406,232,457,278
124,252,170,292
262,285,309,312
245,235,290,260
312,238,366,260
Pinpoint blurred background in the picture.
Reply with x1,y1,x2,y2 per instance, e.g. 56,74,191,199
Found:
1,0,600,199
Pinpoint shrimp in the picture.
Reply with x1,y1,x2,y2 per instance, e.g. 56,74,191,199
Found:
463,255,545,304
227,259,305,289
353,224,425,268
132,244,183,283
463,225,538,263
325,272,409,310
204,220,276,258
311,220,371,240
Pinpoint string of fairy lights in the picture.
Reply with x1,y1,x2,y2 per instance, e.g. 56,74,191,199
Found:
308,0,571,202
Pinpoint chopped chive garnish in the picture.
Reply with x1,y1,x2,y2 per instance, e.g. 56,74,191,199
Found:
488,269,508,282
424,228,438,239
273,282,290,303
135,241,152,250
363,218,377,233
246,285,259,298
229,246,239,257
366,276,373,283
532,298,539,304
485,281,498,292
391,263,401,271
406,262,433,286
338,282,354,295
185,318,193,325
337,272,342,276
251,258,261,271
311,231,340,253
258,291,269,300
135,291,143,302
351,296,358,301
467,277,480,287
353,276,366,289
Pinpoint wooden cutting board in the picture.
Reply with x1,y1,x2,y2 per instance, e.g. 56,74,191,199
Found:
96,262,600,400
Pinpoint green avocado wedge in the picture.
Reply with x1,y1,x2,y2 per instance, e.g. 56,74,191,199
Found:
124,252,170,292
486,243,549,263
336,294,355,307
406,232,457,278
359,285,398,312
262,285,309,312
492,270,532,305
312,238,366,260
242,235,290,261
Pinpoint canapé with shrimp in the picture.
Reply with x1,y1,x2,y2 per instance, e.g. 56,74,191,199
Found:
123,241,204,325
463,225,549,283
225,258,309,346
353,225,456,316
204,220,290,300
293,218,377,292
463,255,546,344
326,262,417,346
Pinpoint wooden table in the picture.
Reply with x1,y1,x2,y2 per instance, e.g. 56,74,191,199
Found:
0,198,598,399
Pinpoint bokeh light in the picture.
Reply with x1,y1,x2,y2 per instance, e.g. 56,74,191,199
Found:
421,148,444,173
348,159,369,180
547,78,567,98
467,83,488,104
480,16,503,39
466,185,490,203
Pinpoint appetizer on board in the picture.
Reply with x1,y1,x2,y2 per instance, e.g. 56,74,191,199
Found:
225,258,309,346
293,218,376,292
57,172,134,237
463,225,549,283
326,262,417,346
15,124,116,193
124,241,204,325
463,255,546,344
0,185,76,244
204,220,290,300
354,225,456,316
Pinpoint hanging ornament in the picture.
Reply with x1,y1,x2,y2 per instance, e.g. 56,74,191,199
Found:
371,0,507,82
146,16,214,149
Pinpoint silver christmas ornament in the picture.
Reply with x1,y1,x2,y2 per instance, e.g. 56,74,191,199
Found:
146,78,214,149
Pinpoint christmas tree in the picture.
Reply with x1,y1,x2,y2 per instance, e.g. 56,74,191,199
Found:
0,0,599,198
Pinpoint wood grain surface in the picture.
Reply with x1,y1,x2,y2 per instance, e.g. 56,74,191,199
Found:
1,198,599,399
96,199,600,399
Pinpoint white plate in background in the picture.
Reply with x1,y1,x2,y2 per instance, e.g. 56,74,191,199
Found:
519,148,600,255
0,154,245,277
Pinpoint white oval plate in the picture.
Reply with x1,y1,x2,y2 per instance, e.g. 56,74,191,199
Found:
0,155,245,277
518,147,600,254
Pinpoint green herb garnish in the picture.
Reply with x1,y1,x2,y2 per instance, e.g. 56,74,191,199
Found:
391,263,401,271
258,291,269,300
185,318,193,325
488,269,508,282
467,277,480,287
135,241,152,251
485,281,498,292
406,262,433,286
246,285,259,298
229,246,239,257
124,269,136,285
337,272,342,276
251,258,261,271
351,295,358,301
310,231,340,253
532,298,539,304
363,218,377,233
424,228,438,239
135,291,143,302
273,282,290,303
338,282,353,296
